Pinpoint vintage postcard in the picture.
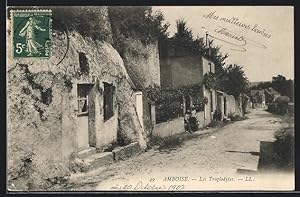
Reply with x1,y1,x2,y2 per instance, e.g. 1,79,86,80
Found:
6,5,294,192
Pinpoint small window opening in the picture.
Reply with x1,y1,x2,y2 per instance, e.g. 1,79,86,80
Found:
103,82,115,121
79,52,89,74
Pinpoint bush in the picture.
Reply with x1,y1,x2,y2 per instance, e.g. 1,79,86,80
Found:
145,85,206,124
155,98,183,124
267,96,290,115
267,102,289,115
276,102,289,115
267,103,277,113
273,127,294,169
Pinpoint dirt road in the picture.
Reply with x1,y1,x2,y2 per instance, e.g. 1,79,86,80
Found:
66,108,293,191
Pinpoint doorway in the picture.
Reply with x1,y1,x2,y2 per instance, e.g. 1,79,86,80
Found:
224,97,227,116
77,84,94,150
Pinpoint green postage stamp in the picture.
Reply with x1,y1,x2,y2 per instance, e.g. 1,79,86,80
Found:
11,9,52,58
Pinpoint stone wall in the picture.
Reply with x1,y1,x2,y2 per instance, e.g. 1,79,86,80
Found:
196,111,205,128
153,117,185,137
160,56,202,88
120,37,160,137
224,94,236,116
152,111,206,137
122,37,160,88
216,92,225,121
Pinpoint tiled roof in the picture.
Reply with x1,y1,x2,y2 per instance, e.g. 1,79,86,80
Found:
265,87,280,96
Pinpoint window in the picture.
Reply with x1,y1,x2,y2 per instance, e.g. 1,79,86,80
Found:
209,63,212,73
103,82,114,121
77,84,93,116
79,52,89,74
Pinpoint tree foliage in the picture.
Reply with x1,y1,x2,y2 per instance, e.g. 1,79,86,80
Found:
164,19,206,56
145,84,208,123
108,6,170,55
51,7,112,42
272,75,294,101
174,18,194,43
250,81,272,90
161,19,229,91
219,64,249,98
203,72,216,90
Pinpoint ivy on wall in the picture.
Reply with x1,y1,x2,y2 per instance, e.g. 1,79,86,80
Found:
203,72,216,90
145,84,208,123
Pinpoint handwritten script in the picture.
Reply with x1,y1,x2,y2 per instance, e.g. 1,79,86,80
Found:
110,175,255,191
203,11,272,39
202,25,267,52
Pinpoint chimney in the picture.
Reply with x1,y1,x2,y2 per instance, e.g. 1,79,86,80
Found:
205,31,211,56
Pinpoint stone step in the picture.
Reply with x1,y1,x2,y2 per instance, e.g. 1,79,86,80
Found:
70,142,142,173
112,142,142,161
76,147,97,159
84,152,114,171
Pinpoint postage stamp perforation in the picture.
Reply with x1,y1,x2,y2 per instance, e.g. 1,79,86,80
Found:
10,9,52,13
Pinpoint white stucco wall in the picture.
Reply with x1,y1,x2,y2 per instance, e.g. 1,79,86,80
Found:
153,117,185,137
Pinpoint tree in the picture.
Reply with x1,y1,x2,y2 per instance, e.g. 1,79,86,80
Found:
272,75,294,101
250,81,272,90
163,19,207,56
108,6,170,55
210,44,229,90
220,64,249,98
51,7,113,42
174,18,194,42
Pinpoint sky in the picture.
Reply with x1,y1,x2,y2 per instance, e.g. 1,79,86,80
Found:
153,6,294,82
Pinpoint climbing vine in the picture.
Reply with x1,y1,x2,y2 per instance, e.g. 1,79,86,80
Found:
145,84,208,123
203,72,216,90
145,84,206,104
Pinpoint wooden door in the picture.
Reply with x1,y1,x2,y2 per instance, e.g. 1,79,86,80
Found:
77,84,93,150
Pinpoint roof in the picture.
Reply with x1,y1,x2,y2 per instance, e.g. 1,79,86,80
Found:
265,87,281,96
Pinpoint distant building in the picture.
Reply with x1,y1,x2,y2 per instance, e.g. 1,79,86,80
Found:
159,41,216,126
249,81,272,88
264,87,281,104
250,89,266,108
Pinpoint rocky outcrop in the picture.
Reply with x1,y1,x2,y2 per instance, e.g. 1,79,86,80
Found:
7,10,147,190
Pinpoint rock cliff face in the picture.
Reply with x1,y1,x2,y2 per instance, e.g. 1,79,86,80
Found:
7,7,146,190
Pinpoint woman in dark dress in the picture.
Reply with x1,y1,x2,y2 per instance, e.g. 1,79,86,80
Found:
184,110,192,133
189,107,199,132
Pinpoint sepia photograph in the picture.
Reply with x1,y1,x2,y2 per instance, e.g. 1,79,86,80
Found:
6,5,295,192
